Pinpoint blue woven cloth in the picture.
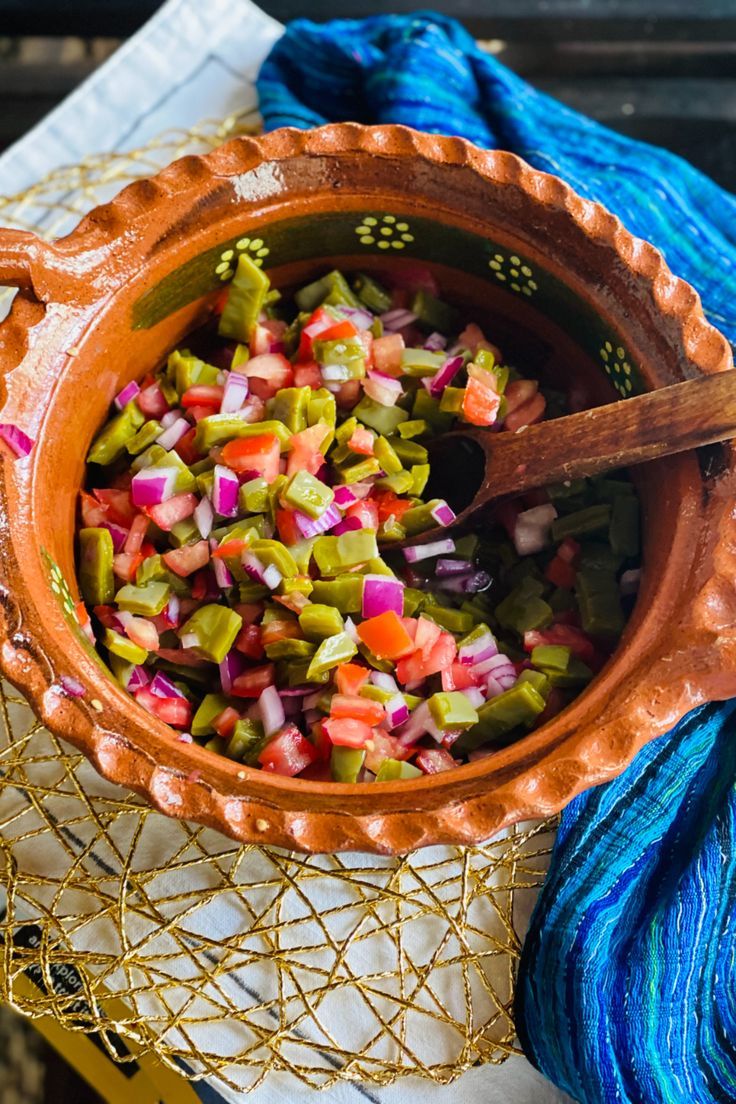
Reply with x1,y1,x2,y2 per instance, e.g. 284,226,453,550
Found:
257,13,736,1103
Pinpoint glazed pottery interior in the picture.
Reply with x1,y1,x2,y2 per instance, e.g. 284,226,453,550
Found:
1,127,733,853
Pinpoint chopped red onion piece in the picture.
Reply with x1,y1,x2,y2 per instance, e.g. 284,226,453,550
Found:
337,305,374,330
242,552,267,583
193,495,214,539
371,671,399,692
294,502,341,539
0,423,34,458
156,416,190,451
160,409,180,429
513,504,557,556
127,666,150,692
396,701,443,746
437,570,491,594
430,500,456,527
485,676,505,699
101,521,128,553
219,649,246,694
403,538,456,563
150,671,186,699
344,616,359,644
212,464,239,517
59,674,86,697
263,564,282,590
423,332,447,352
620,568,641,596
380,308,418,332
258,684,285,737
332,516,363,536
131,466,178,506
220,371,250,414
212,555,234,589
324,382,342,394
321,365,353,383
461,686,486,709
459,632,498,666
180,632,199,650
435,558,473,577
114,380,140,410
473,653,515,678
163,595,180,628
303,689,323,711
385,693,410,729
333,485,359,508
362,574,404,619
177,732,194,744
428,354,464,397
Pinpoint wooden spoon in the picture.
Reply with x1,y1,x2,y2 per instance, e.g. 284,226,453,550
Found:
386,369,736,548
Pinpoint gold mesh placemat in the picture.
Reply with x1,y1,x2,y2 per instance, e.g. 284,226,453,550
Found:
0,108,555,1093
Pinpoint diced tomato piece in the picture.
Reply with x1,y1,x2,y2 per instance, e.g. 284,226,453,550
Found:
346,499,379,529
523,624,595,664
330,694,385,726
287,424,330,477
504,379,539,415
126,616,159,652
251,319,287,356
414,615,442,660
372,334,405,377
457,322,499,358
357,611,415,661
396,631,457,685
80,491,109,528
275,508,302,546
213,706,240,737
152,696,192,728
348,426,375,455
308,721,332,764
260,619,302,646
174,426,201,466
233,602,265,624
441,662,479,692
156,647,208,667
93,488,136,526
112,552,144,582
211,537,250,559
191,570,208,600
145,492,198,531
258,724,318,776
231,663,276,698
235,623,264,660
221,434,280,480
75,600,91,628
364,730,410,774
297,306,336,360
557,537,581,565
356,329,374,369
335,380,361,409
187,405,214,423
124,513,149,555
181,385,223,409
134,686,159,714
293,362,323,390
335,662,370,696
93,604,118,628
242,354,294,399
545,555,577,590
415,747,457,774
163,540,210,577
322,717,373,749
137,383,169,419
318,318,359,343
462,375,501,426
504,391,546,432
375,490,413,523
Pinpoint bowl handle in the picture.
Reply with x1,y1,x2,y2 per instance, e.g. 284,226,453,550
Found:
0,227,68,304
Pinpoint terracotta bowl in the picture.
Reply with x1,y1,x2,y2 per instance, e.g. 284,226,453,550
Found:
0,125,734,854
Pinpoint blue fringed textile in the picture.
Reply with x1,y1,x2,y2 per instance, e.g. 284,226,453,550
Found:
257,13,736,1103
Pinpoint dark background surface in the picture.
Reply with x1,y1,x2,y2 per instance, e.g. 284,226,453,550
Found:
0,0,735,191
0,3,734,1102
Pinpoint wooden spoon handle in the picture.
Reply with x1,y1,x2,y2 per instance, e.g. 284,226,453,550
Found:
472,369,736,500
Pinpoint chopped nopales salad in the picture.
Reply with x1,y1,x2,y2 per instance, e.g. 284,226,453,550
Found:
77,257,640,781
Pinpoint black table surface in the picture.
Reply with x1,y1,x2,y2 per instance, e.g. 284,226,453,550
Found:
1,0,735,192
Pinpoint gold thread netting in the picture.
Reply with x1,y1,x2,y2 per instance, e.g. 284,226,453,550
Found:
0,107,555,1092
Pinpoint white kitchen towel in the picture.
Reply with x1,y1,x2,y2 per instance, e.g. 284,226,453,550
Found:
0,3,568,1101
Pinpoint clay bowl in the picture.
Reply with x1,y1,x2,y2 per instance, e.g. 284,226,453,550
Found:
0,125,734,854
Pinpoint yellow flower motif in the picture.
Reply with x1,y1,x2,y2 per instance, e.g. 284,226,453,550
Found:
599,341,634,398
355,215,414,250
48,557,75,616
487,251,537,296
216,236,270,281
